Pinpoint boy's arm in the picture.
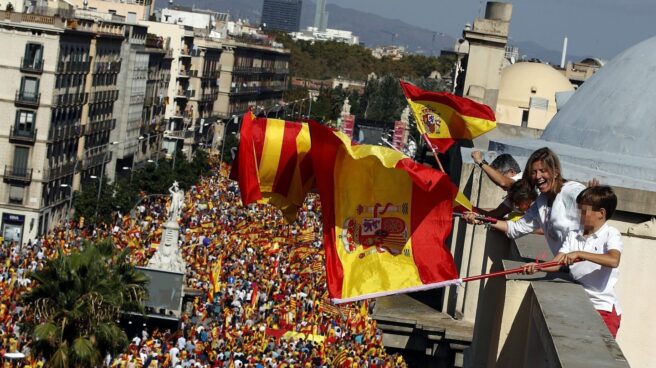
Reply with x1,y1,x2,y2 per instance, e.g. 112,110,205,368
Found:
563,250,621,268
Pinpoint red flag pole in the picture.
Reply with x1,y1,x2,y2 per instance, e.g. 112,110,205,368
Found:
461,259,580,283
421,133,446,173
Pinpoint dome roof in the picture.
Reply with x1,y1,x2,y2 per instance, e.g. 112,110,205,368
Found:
497,62,574,111
542,36,656,159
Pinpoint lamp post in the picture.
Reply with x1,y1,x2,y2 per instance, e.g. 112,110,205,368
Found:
219,115,239,165
92,141,120,220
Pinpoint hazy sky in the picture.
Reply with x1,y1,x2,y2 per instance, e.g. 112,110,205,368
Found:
327,0,656,59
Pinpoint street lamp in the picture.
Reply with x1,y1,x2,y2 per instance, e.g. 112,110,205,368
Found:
219,115,239,166
92,141,120,220
61,183,73,222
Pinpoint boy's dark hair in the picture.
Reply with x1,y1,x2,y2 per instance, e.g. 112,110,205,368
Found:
490,154,521,175
508,179,537,205
576,185,618,219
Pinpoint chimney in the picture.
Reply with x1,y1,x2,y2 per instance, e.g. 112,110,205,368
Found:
560,36,568,68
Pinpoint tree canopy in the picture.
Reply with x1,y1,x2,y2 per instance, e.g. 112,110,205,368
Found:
22,240,148,368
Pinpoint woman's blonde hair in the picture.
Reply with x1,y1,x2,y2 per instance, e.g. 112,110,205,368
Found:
523,147,565,194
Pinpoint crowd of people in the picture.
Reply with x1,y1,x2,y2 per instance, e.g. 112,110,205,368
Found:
0,158,408,367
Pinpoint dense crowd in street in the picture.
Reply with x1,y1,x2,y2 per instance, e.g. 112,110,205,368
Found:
0,159,408,367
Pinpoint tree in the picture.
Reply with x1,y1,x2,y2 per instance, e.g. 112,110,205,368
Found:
22,240,148,368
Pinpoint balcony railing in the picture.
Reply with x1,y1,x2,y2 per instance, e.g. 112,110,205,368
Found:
177,69,190,78
89,89,119,103
85,118,116,135
48,124,81,142
20,57,44,73
15,90,40,107
43,161,76,182
9,127,37,144
56,60,90,74
81,150,112,170
52,92,88,107
3,165,32,183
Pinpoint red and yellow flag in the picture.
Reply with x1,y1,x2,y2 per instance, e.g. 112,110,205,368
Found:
232,112,313,221
400,80,496,153
309,122,460,303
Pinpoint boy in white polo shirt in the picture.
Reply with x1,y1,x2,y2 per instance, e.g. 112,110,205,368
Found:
523,185,622,337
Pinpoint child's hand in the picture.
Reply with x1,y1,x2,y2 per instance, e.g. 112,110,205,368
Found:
462,211,482,225
563,252,581,265
521,262,539,275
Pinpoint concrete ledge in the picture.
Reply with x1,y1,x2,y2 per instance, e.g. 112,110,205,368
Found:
530,281,629,368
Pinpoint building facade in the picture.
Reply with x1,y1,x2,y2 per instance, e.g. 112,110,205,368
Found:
0,10,128,243
261,0,302,33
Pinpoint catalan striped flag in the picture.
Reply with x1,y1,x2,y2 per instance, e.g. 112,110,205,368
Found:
309,121,461,303
232,111,313,222
400,80,496,153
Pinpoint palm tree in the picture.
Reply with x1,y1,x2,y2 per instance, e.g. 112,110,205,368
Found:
22,240,149,367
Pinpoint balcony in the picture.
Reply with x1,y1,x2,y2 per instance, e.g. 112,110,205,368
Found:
175,89,195,99
164,130,194,140
3,165,32,183
15,90,40,107
20,57,44,73
177,69,190,78
229,86,260,95
43,161,76,182
89,89,119,103
85,118,116,135
9,127,37,144
52,92,88,107
56,60,90,74
81,150,112,170
48,124,81,142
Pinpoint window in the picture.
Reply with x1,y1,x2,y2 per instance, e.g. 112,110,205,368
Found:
15,110,35,133
23,43,43,70
19,77,39,101
12,147,29,173
8,185,25,204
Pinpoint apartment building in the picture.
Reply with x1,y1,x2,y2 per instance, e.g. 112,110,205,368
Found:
137,34,172,167
66,0,155,22
108,23,172,179
0,10,127,243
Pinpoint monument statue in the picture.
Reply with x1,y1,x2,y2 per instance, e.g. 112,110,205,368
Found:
168,181,184,221
341,97,351,117
147,182,186,273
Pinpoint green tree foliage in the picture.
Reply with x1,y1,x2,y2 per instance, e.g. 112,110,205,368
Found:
272,32,456,81
22,240,148,368
73,150,211,222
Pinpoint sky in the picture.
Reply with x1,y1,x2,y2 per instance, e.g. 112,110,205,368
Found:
327,0,656,59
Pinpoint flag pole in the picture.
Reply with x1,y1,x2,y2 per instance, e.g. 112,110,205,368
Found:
461,259,580,283
421,133,446,173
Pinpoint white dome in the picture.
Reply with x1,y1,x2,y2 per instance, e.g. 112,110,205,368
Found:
542,36,656,159
496,62,574,129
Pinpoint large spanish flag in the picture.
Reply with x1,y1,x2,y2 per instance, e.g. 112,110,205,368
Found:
232,112,313,221
309,121,461,303
400,80,496,153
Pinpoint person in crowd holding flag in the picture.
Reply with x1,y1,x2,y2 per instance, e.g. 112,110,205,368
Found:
522,186,623,338
465,147,585,255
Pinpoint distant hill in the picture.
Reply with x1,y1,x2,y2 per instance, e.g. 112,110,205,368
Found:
168,0,455,54
167,0,583,62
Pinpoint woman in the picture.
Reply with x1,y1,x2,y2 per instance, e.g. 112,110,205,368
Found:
465,147,585,255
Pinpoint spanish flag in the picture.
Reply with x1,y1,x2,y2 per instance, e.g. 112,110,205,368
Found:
309,122,460,303
232,112,313,221
400,80,496,153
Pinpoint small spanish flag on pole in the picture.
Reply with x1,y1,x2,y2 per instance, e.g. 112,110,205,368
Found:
399,80,497,154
